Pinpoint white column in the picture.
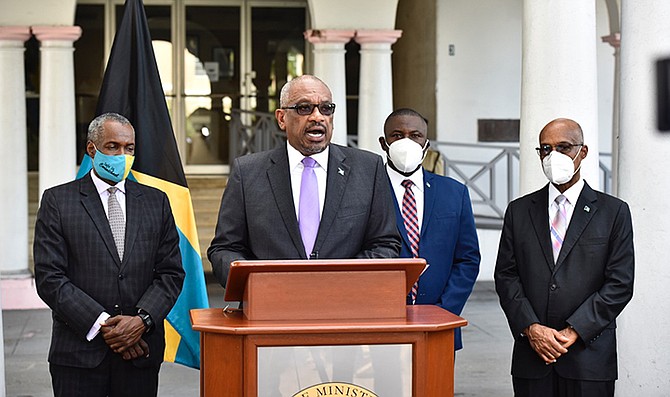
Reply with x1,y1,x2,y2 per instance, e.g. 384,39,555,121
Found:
0,290,3,397
519,1,599,195
0,26,30,396
0,27,31,276
32,26,82,199
305,29,355,146
617,1,670,395
355,29,402,155
602,33,621,195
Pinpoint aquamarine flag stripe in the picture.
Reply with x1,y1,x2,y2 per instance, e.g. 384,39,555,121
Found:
167,228,209,368
76,156,93,179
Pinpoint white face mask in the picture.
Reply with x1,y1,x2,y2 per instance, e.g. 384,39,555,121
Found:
386,138,428,174
542,150,581,185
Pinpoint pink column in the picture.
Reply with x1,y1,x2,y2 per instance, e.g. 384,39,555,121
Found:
32,26,82,199
304,29,356,145
354,29,402,155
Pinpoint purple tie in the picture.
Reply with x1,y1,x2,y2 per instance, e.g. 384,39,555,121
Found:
299,157,320,257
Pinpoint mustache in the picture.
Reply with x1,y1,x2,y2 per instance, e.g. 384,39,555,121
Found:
306,122,326,131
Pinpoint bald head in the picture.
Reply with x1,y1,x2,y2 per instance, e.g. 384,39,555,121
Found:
279,75,331,108
539,118,584,144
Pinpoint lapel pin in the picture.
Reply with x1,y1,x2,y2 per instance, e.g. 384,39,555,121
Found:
338,167,345,176
426,182,431,188
584,205,590,212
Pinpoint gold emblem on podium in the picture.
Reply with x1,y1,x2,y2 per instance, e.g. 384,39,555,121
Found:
292,382,378,397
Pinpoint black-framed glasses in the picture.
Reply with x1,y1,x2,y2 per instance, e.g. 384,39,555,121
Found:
281,102,336,116
535,143,583,157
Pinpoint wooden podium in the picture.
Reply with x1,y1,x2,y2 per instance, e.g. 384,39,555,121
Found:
190,259,467,397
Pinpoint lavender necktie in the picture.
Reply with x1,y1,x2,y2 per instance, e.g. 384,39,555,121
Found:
299,157,320,257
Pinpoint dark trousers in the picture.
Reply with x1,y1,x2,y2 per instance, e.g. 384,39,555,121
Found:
50,351,159,397
513,369,615,397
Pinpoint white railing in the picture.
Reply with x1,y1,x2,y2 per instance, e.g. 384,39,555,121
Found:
229,111,612,229
432,141,612,228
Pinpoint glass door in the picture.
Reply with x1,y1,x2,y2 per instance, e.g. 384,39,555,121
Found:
74,0,307,173
246,4,306,113
184,1,307,173
183,3,241,170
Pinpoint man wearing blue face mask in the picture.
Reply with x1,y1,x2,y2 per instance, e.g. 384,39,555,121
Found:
378,108,481,351
494,118,634,397
34,112,184,397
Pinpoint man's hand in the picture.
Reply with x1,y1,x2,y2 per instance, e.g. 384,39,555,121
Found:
524,323,570,364
100,315,146,354
559,326,579,349
121,339,150,361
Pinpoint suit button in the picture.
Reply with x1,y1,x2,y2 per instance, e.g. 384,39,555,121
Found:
550,284,557,291
118,273,124,280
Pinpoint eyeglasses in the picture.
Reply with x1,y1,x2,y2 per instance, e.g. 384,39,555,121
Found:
535,143,583,157
281,102,336,116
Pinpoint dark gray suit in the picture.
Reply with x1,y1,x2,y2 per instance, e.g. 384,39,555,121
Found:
494,182,634,382
208,143,401,286
34,174,184,373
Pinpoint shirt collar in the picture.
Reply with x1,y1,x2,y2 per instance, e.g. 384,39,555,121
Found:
90,169,127,195
386,164,424,193
548,177,584,207
287,143,329,172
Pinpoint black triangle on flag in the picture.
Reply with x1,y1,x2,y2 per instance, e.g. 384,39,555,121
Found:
95,0,186,188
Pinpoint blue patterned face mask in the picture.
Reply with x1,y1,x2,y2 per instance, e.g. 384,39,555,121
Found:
92,146,135,183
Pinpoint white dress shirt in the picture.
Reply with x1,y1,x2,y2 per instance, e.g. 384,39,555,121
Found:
386,164,425,231
547,178,585,228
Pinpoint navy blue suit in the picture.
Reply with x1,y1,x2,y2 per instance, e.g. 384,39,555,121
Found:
391,169,480,350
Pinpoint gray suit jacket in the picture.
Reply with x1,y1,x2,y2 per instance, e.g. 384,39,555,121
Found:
494,182,634,381
34,174,185,369
208,143,401,286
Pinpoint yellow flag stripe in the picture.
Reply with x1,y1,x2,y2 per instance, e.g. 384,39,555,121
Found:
131,170,201,252
163,319,180,362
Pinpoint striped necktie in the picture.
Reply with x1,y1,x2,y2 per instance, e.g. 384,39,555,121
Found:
550,195,568,263
401,179,420,303
107,187,125,261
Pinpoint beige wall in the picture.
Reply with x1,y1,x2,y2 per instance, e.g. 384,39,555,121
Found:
0,0,76,26
308,0,399,29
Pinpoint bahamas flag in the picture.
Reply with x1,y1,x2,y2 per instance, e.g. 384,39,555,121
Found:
76,0,209,368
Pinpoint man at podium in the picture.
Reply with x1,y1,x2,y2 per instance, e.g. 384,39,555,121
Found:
208,74,401,287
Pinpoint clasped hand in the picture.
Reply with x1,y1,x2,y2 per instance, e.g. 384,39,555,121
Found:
100,315,148,361
525,323,578,365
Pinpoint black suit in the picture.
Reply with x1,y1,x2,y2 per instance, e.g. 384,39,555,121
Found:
208,143,400,286
34,173,184,395
494,182,634,386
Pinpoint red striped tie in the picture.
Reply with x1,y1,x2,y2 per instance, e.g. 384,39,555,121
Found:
401,179,420,303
